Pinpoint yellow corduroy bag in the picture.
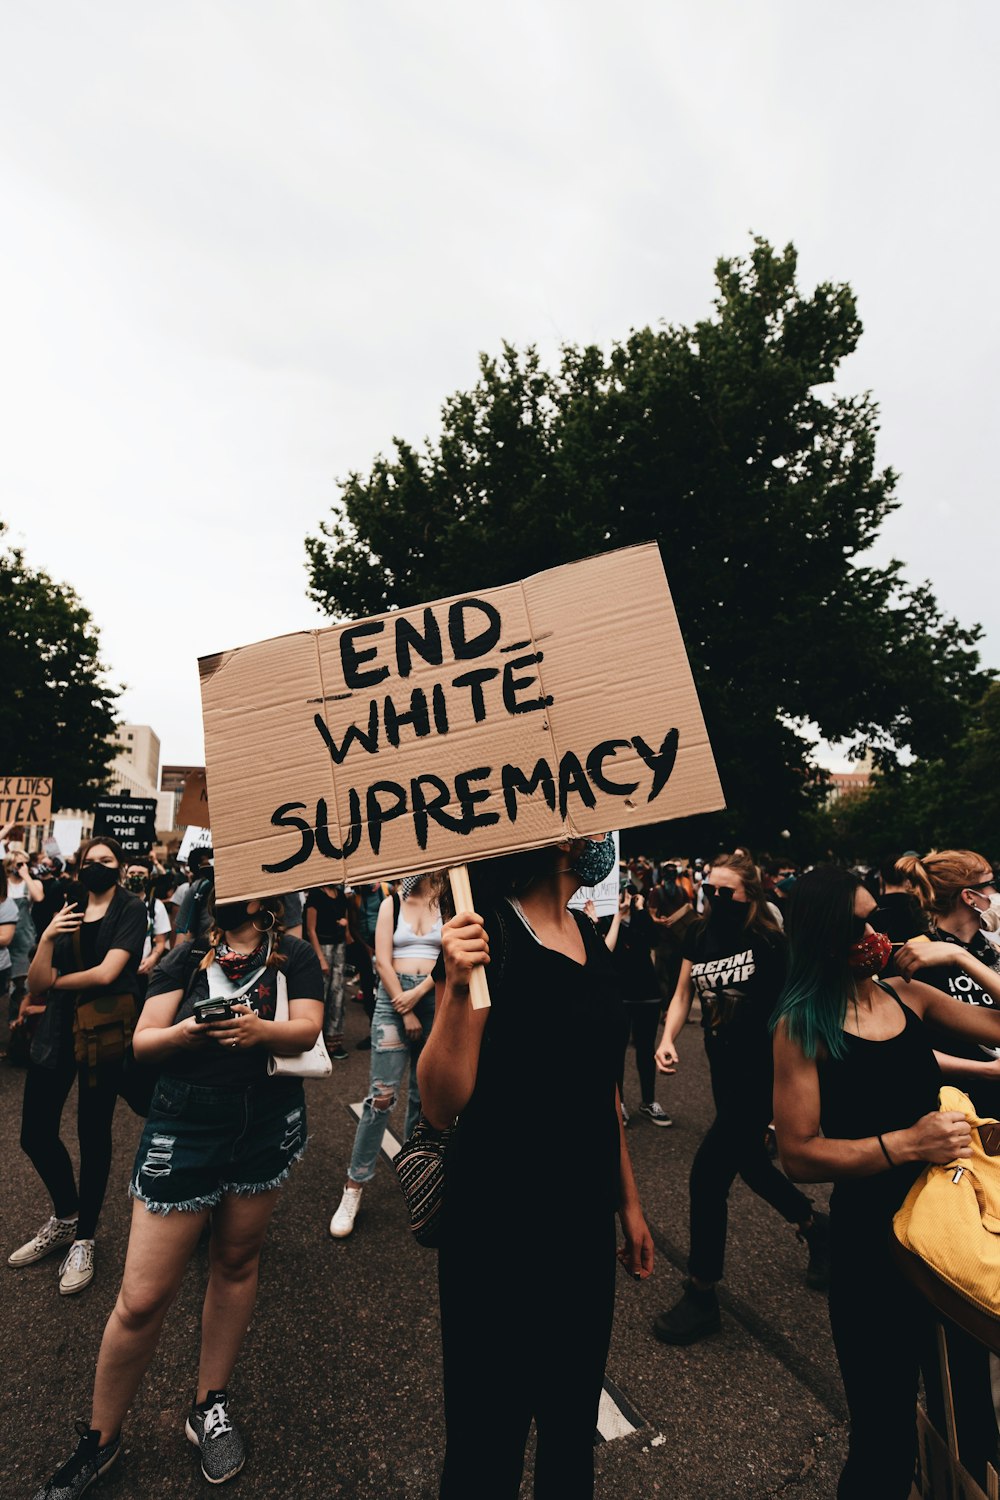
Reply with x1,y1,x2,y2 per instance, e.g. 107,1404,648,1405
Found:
893,1085,1000,1322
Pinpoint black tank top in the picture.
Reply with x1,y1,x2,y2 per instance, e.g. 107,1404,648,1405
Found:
818,984,942,1228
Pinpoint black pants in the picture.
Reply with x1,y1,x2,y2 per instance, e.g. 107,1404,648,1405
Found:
348,942,376,1021
829,1217,937,1499
438,1213,616,1498
689,1049,811,1283
20,1049,124,1239
617,1003,660,1104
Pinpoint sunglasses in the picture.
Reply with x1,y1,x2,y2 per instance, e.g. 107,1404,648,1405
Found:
965,879,998,894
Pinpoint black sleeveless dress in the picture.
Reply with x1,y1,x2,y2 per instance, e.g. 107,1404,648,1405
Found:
436,902,623,1500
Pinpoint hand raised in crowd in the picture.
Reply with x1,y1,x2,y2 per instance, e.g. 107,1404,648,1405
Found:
654,1036,680,1074
441,912,489,990
905,1109,972,1163
895,939,966,981
584,898,598,923
43,900,84,941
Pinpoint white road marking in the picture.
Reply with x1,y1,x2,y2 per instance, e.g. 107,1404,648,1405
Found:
597,1384,638,1441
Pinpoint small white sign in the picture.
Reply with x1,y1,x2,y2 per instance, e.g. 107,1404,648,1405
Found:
51,817,84,858
178,825,213,862
568,831,621,919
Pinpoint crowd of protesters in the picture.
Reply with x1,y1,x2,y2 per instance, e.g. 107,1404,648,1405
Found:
1,827,999,1498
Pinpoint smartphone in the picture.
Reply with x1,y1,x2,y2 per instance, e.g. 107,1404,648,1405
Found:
194,996,235,1025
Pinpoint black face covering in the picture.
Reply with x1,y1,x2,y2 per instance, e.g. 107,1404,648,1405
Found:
80,863,119,895
214,900,254,932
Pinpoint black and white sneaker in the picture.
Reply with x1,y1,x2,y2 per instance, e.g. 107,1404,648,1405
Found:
31,1420,120,1499
185,1391,245,1484
639,1102,673,1128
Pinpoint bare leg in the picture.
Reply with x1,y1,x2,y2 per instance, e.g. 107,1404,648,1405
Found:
91,1200,209,1443
196,1189,280,1402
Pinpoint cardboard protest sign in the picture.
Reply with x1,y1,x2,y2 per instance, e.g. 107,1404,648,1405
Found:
0,775,53,827
93,797,158,858
200,543,725,902
568,831,621,919
178,770,210,828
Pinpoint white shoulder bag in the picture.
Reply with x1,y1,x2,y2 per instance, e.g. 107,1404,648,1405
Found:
268,969,332,1079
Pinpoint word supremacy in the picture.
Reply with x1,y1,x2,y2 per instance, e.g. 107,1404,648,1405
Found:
201,545,724,899
265,600,679,872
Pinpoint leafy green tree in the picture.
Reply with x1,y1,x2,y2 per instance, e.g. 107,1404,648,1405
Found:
306,239,990,847
0,522,120,810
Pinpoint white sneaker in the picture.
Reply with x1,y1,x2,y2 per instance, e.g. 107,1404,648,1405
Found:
329,1186,363,1239
58,1239,95,1295
639,1101,674,1128
8,1215,78,1268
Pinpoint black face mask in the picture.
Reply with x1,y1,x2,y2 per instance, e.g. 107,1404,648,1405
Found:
214,900,254,932
80,863,119,895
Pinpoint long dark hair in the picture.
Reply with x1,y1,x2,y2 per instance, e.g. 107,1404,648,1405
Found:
771,865,862,1061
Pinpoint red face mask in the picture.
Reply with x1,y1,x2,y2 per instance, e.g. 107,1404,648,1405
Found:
848,930,892,978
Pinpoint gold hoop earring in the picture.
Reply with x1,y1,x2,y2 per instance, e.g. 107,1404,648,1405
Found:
253,909,276,932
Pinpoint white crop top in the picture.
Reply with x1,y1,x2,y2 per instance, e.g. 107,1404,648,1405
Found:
393,908,443,963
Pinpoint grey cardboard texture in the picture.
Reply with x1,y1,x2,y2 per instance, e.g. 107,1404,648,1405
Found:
200,543,725,902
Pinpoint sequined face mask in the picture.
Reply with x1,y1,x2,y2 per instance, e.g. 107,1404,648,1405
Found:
847,930,892,979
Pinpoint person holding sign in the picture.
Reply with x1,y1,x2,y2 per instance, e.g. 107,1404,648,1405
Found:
419,836,654,1500
30,892,324,1496
13,837,146,1297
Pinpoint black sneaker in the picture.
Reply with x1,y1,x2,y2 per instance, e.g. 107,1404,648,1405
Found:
330,1044,349,1062
185,1391,245,1484
798,1209,831,1291
31,1420,121,1499
652,1280,721,1345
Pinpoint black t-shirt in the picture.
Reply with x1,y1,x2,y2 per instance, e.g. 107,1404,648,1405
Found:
612,906,661,1003
51,888,147,1002
683,914,787,1053
436,903,623,1225
147,934,324,1088
872,892,927,947
916,925,1000,1117
304,888,347,944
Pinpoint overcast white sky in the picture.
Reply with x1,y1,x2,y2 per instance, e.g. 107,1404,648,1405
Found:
2,2,996,777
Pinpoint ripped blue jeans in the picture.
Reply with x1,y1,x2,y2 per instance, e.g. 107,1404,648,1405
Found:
347,974,435,1184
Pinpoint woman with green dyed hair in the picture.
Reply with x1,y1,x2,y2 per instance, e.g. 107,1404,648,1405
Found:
772,864,1000,1499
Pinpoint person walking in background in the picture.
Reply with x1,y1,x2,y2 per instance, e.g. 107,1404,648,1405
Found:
304,884,350,1062
653,851,827,1345
328,872,442,1239
11,837,146,1296
600,887,672,1128
125,859,171,982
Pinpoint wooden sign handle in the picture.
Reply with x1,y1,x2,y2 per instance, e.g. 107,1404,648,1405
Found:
448,864,491,1011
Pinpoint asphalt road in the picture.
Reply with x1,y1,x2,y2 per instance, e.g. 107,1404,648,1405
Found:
1,1001,849,1499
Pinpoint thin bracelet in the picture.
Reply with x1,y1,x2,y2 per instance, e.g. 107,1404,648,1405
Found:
877,1134,895,1167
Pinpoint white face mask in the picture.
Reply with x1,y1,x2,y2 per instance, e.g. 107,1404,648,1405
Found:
976,891,1000,937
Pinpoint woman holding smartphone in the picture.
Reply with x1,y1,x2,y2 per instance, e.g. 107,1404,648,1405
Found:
31,892,323,1496
12,837,146,1296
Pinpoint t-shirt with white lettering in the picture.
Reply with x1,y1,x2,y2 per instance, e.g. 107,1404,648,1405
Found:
682,915,787,1056
916,925,1000,1117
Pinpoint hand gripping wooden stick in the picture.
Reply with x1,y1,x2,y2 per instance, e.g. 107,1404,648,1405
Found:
448,864,491,1011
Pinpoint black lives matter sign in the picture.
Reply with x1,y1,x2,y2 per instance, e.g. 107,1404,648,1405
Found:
93,798,158,857
200,545,725,902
